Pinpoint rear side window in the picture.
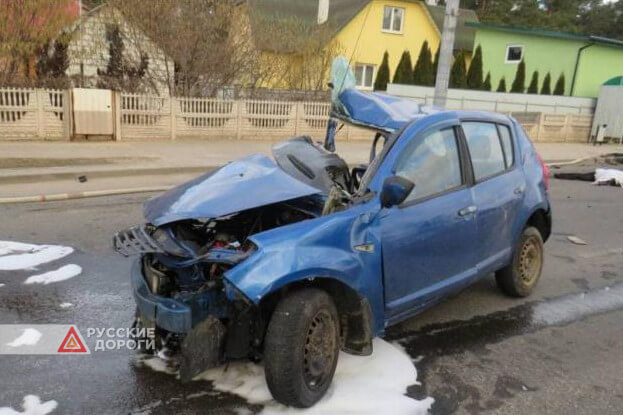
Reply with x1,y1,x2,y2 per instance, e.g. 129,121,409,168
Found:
498,125,514,168
394,128,463,202
463,122,506,181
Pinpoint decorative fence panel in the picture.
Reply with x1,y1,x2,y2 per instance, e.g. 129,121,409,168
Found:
175,98,238,139
511,112,593,142
119,93,171,140
0,88,67,140
42,89,66,139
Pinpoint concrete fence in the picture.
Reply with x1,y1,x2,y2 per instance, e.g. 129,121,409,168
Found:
0,88,71,140
388,83,597,115
0,87,594,143
117,93,371,141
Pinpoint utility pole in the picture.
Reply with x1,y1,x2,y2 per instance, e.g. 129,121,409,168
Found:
433,0,459,108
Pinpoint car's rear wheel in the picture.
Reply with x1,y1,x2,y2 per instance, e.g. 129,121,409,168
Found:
496,226,544,297
264,288,340,408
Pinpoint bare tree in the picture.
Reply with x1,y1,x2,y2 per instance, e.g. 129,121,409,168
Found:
108,0,258,96
250,13,343,93
109,1,341,97
0,0,76,86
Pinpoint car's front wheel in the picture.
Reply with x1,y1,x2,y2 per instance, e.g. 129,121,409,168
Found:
264,288,340,408
496,226,544,297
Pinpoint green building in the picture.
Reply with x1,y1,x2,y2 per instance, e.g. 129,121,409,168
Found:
467,22,623,98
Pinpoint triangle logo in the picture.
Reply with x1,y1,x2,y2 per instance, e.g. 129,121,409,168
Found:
57,326,89,353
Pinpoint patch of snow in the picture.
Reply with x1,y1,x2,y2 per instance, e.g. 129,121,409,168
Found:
0,395,57,415
134,354,178,375
6,328,42,347
533,283,623,326
0,241,73,271
59,302,73,308
197,338,434,415
23,265,82,285
129,400,162,415
185,391,216,400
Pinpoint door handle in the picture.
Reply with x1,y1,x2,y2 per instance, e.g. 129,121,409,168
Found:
514,186,525,195
458,206,477,217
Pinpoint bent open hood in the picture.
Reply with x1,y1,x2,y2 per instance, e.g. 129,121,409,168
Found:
144,154,322,226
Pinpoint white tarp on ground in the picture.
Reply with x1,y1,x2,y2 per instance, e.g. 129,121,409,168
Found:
594,168,623,187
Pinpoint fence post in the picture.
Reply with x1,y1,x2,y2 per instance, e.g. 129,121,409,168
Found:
236,100,243,140
563,114,571,142
63,89,72,141
36,89,45,139
294,102,303,136
536,113,545,142
113,90,122,141
169,96,177,140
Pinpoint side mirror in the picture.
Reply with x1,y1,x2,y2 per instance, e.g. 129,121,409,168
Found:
380,176,414,208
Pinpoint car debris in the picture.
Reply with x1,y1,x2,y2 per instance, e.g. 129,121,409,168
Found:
567,236,588,245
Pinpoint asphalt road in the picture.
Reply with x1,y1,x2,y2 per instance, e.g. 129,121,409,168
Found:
0,177,622,414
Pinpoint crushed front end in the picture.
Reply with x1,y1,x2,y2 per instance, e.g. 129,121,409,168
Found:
114,196,324,380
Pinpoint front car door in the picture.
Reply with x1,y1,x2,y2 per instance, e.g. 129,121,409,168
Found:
462,121,526,274
379,124,479,321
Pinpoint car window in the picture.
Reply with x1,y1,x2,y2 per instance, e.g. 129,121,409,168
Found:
463,122,506,181
498,125,514,168
394,128,463,203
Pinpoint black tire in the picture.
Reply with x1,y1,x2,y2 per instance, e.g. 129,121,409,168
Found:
264,288,340,408
496,226,544,297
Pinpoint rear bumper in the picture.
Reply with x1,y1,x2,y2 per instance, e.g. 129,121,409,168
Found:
131,259,193,333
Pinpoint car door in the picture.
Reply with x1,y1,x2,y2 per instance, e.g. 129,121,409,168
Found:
380,125,479,320
462,121,526,274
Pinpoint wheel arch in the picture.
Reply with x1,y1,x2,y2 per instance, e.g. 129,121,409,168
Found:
526,207,551,242
259,277,374,356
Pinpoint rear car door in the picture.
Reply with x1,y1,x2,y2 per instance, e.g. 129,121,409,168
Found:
380,125,479,320
462,121,526,274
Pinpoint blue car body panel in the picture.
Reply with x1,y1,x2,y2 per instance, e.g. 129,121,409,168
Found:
334,89,433,133
131,92,551,339
144,154,321,226
225,200,386,334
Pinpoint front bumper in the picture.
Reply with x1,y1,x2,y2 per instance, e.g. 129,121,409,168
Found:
131,258,193,333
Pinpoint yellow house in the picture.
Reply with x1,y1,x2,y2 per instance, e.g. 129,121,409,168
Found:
248,0,478,90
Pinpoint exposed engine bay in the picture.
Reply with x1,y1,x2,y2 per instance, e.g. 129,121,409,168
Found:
113,134,382,380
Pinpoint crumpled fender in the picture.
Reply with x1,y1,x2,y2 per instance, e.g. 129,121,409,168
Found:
223,200,385,335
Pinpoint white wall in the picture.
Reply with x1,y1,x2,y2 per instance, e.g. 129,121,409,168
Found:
591,86,623,139
387,83,596,115
67,6,172,95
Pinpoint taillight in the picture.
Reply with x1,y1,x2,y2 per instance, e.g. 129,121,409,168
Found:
535,152,550,190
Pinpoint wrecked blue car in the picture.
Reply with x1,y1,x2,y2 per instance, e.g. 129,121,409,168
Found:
114,88,551,408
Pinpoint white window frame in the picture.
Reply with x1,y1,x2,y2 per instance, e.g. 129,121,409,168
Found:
354,63,376,90
505,45,524,64
382,6,405,34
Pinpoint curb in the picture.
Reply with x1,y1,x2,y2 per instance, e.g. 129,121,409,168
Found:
0,186,173,204
546,156,596,167
0,166,216,185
